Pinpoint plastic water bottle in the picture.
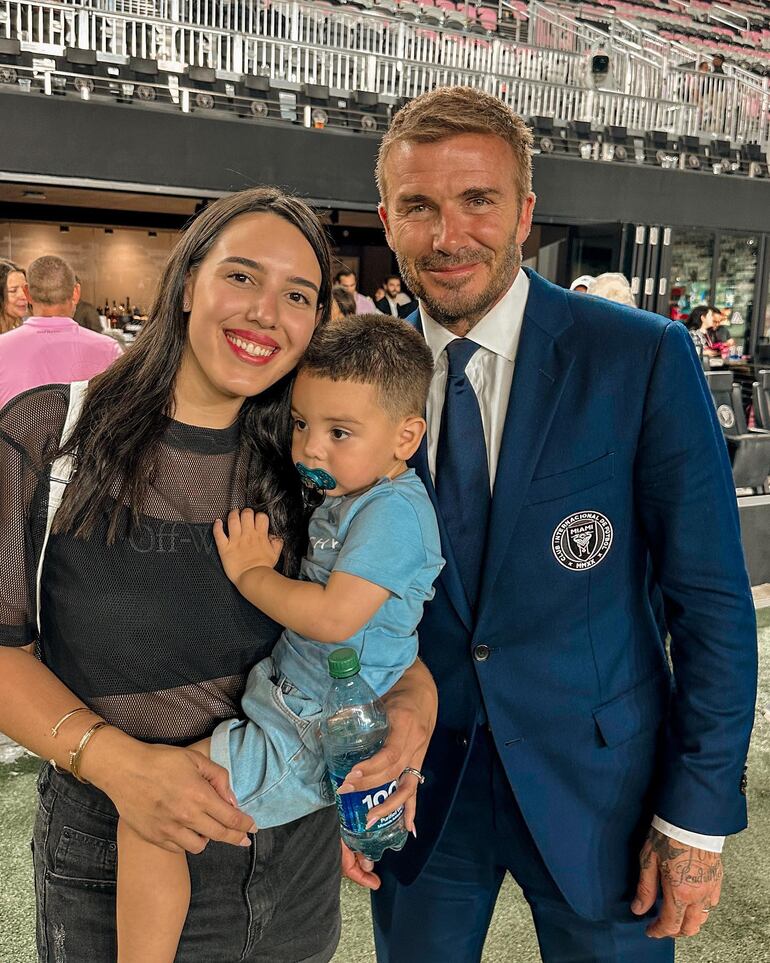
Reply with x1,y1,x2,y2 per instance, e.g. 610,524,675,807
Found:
320,648,408,861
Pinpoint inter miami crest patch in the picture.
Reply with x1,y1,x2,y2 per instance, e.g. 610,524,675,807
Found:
552,511,613,571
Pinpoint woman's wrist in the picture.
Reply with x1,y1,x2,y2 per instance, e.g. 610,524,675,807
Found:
383,660,438,724
387,659,436,699
75,724,145,795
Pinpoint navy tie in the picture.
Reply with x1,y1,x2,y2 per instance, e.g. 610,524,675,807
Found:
435,338,491,610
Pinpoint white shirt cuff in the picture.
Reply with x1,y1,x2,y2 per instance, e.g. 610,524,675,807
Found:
652,816,725,853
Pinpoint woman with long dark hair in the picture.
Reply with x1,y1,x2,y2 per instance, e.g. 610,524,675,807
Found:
0,259,27,333
0,187,435,962
686,304,720,358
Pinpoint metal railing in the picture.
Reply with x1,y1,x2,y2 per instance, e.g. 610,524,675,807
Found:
664,67,770,145
526,0,769,145
497,76,694,133
0,0,765,146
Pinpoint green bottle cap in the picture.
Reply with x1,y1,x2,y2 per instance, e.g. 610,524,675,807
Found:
328,647,361,679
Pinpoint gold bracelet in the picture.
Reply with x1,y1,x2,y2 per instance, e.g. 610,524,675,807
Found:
68,720,109,784
50,707,92,738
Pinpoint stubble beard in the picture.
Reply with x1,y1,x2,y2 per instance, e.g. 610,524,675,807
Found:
395,236,522,334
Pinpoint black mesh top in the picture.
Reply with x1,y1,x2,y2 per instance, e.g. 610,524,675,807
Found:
0,385,281,745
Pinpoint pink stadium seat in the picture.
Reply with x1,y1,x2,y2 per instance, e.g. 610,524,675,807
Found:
478,8,498,31
455,3,478,21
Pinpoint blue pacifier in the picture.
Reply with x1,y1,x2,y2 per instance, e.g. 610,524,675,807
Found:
296,463,337,492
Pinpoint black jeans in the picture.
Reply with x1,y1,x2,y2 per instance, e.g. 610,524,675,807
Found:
32,764,341,962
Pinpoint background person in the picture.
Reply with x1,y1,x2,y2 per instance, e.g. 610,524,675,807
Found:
588,272,637,306
0,187,436,962
334,268,377,313
369,85,756,963
73,277,105,332
686,304,721,358
710,308,737,353
0,260,28,333
72,276,128,353
569,274,594,293
331,283,357,318
375,275,418,319
0,255,121,409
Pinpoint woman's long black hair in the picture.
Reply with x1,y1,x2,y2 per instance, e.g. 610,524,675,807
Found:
686,305,715,331
52,187,332,575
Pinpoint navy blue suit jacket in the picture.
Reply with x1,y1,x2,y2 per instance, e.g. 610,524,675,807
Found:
386,269,757,920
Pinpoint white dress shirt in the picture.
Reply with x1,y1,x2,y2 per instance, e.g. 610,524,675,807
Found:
419,269,724,854
422,269,528,489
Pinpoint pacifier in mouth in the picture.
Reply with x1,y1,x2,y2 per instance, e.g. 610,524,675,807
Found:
296,463,337,492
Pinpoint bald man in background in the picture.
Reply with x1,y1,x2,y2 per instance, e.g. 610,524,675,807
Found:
0,255,121,408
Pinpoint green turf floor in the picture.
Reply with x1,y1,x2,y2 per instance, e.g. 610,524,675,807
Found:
2,617,769,963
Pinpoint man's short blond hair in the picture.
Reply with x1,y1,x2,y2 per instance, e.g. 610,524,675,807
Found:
376,86,534,207
27,255,76,305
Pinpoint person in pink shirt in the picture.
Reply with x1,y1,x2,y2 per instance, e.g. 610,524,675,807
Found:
0,255,122,409
334,268,379,314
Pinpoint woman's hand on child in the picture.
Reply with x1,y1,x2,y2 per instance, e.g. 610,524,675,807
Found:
81,728,257,854
213,509,284,583
189,737,242,809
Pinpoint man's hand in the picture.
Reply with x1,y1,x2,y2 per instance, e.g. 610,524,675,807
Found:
632,828,723,938
213,509,283,584
340,841,381,890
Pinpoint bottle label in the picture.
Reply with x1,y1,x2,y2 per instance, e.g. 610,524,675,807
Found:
329,773,404,835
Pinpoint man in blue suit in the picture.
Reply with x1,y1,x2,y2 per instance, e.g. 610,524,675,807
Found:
363,86,758,961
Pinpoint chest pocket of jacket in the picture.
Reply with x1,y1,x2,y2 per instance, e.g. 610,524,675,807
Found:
525,451,615,506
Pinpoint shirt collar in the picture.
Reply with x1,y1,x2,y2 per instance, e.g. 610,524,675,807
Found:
420,269,529,364
24,315,77,327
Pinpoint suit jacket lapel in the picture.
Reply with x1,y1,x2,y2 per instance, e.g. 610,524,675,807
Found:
477,271,576,621
406,308,473,631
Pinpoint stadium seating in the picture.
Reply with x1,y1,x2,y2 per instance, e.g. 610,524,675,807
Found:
0,0,766,156
545,0,770,76
705,371,770,491
752,370,770,430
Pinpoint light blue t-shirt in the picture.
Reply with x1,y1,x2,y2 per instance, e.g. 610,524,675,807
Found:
272,469,444,699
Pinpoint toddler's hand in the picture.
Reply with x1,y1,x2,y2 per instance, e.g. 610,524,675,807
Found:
213,509,284,584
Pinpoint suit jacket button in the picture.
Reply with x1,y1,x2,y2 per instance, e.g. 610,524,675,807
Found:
456,734,469,748
473,643,490,662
